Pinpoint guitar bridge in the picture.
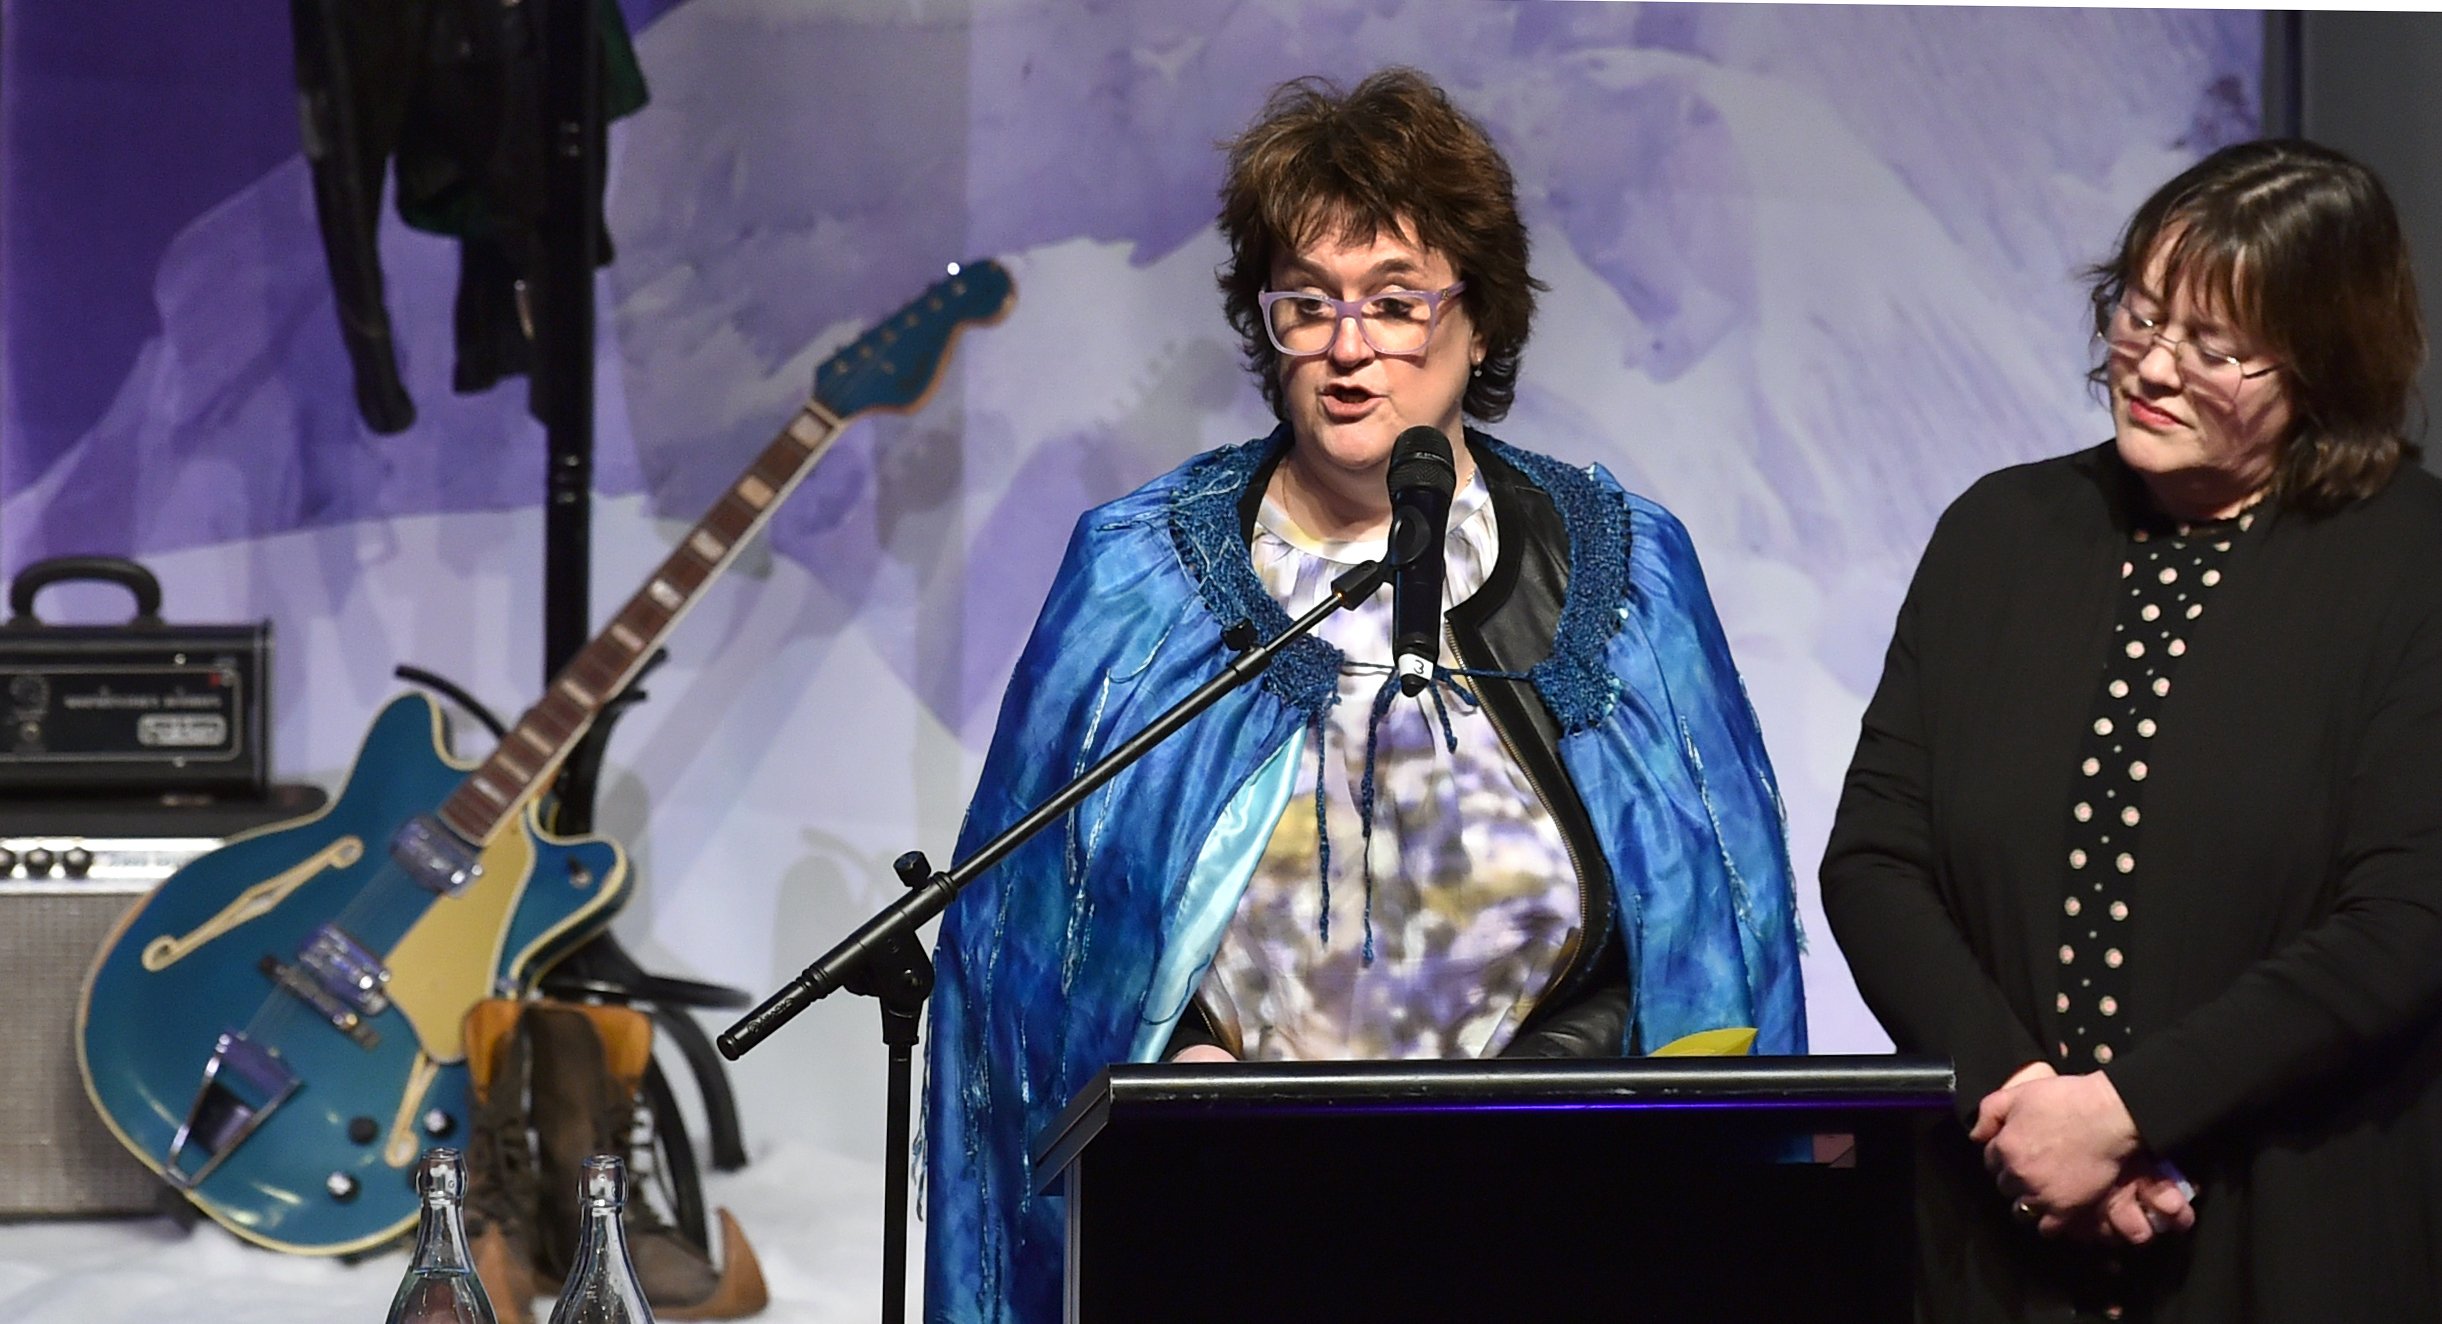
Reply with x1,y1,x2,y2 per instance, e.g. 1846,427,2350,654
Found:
165,1031,300,1190
257,924,389,1048
391,815,483,896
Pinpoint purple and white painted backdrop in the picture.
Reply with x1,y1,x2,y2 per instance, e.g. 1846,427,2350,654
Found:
2,0,2258,1309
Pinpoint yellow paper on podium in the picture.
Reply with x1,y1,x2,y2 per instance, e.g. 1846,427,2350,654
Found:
1648,1026,1758,1057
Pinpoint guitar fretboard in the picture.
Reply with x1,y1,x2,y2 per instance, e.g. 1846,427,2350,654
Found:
434,405,844,845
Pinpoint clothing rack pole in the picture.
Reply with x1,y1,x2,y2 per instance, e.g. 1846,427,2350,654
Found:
537,0,603,685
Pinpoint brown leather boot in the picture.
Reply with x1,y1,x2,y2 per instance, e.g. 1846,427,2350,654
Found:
527,1000,770,1320
461,998,543,1324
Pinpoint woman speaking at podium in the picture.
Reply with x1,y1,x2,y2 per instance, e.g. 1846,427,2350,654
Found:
922,68,1805,1323
1824,140,2442,1321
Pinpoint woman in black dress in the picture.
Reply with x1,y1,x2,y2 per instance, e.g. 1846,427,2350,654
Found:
1823,140,2442,1321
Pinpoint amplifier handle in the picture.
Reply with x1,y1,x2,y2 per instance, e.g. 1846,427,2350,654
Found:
6,556,165,627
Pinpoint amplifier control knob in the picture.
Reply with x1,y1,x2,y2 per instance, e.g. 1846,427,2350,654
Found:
22,848,56,877
60,847,94,878
0,848,16,875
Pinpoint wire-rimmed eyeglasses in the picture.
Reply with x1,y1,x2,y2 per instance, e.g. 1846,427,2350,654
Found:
2103,299,2282,398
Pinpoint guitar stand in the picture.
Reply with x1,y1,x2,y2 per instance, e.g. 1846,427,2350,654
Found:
393,660,756,1249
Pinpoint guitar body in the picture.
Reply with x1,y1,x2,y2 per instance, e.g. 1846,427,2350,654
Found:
77,692,627,1254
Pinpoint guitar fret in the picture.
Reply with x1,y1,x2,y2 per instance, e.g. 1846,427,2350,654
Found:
609,622,645,652
590,668,630,707
572,647,623,689
662,558,710,594
548,690,593,726
623,594,673,630
470,774,510,806
496,750,534,782
557,677,597,709
705,500,757,544
517,723,556,755
526,700,574,741
439,799,490,842
572,658,626,704
749,456,801,496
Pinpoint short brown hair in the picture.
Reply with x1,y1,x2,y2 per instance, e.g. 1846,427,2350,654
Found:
1216,68,1544,423
2085,139,2425,512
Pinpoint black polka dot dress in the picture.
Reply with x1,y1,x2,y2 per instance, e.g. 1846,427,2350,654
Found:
2056,509,2256,1073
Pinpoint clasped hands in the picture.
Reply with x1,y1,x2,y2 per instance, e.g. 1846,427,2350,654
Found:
1971,1061,2196,1245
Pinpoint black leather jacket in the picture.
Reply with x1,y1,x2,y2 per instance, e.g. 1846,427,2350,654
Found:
1166,435,1631,1060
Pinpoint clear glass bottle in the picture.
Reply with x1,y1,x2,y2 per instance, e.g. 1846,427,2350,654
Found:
547,1153,657,1324
385,1148,499,1324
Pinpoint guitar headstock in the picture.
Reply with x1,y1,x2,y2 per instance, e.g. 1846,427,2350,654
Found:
812,260,1017,420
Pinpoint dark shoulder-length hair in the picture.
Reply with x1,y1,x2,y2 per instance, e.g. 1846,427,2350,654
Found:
2085,139,2425,512
1215,67,1545,424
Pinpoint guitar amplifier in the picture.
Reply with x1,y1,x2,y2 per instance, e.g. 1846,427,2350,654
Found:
0,785,324,1217
1,556,271,795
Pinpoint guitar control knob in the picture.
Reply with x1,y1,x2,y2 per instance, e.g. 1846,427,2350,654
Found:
325,1172,360,1202
22,848,55,877
0,848,16,875
422,1109,456,1138
347,1116,380,1145
60,847,94,878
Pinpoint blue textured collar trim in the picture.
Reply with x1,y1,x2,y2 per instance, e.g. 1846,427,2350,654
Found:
1163,426,1636,734
1163,426,1340,716
1472,436,1636,735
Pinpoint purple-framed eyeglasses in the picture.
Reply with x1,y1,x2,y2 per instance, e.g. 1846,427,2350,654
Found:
1256,282,1467,357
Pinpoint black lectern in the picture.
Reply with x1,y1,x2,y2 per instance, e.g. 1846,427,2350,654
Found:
1034,1055,1952,1323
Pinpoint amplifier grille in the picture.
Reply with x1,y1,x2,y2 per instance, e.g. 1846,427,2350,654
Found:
0,875,174,1216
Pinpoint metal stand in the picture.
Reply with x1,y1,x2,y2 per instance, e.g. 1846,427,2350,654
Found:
537,0,601,683
838,850,938,1324
719,554,1397,1324
525,0,757,1194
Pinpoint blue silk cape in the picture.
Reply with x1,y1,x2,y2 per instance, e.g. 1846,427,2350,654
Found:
922,428,1806,1323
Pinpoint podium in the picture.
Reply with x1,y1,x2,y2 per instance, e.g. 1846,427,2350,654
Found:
1034,1055,1952,1323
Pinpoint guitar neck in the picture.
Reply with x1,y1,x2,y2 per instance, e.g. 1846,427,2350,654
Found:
435,403,845,845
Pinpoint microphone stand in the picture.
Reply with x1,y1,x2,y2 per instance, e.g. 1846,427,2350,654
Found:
719,554,1395,1324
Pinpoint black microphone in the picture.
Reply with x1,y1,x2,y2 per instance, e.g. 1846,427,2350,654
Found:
1387,426,1457,696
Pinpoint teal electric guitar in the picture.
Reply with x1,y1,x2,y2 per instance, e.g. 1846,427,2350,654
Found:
77,261,1014,1255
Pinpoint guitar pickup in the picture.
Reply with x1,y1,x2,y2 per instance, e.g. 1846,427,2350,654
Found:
391,815,483,896
260,956,383,1048
165,1031,299,1190
258,924,389,1048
